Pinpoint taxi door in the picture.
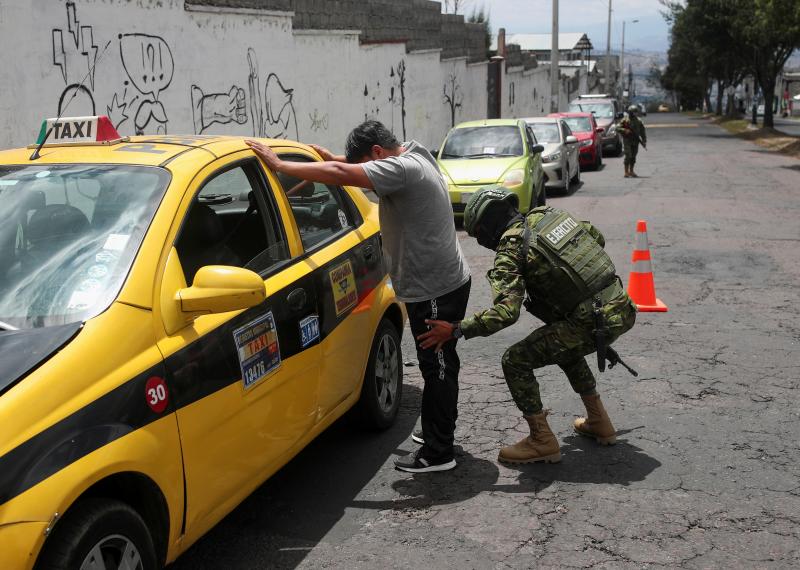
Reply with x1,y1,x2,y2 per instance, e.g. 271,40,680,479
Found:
271,149,382,420
155,153,321,543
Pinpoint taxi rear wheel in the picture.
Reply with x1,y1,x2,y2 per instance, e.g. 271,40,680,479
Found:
36,498,157,570
357,319,403,430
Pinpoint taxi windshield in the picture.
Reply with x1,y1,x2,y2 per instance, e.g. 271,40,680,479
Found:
0,164,169,329
441,126,523,159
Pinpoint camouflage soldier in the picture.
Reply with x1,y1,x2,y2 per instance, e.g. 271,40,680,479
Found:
617,105,647,178
418,186,637,464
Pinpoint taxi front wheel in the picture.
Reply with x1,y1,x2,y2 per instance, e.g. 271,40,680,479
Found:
356,319,403,430
36,498,157,570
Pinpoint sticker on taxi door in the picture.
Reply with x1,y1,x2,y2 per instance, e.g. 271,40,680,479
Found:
329,260,358,316
233,311,281,388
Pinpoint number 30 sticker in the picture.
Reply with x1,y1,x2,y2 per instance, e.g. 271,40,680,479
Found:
145,376,169,413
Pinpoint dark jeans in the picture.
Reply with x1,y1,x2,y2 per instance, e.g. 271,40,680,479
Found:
405,278,471,462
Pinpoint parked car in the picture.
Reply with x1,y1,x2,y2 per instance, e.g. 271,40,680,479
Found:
658,103,671,112
0,115,405,569
569,94,624,156
435,118,546,216
524,116,581,194
548,111,603,171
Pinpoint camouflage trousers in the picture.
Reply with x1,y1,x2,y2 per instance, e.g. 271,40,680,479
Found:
501,296,636,416
623,140,640,167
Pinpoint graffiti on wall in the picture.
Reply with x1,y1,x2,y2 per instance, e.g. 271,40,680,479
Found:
191,85,247,134
443,72,462,128
115,34,174,134
50,2,175,134
395,60,407,141
247,48,298,140
308,108,329,132
51,1,99,116
362,59,407,140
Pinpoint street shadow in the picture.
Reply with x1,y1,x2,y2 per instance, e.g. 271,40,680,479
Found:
169,385,422,570
779,164,800,171
350,431,661,510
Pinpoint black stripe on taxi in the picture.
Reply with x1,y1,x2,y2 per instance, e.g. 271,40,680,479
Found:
0,233,386,506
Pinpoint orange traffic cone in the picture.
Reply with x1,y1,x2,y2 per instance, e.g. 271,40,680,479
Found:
627,220,668,312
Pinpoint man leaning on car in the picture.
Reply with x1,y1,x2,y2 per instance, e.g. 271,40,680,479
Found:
246,121,471,474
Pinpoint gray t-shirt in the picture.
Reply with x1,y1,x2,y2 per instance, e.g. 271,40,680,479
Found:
362,140,470,303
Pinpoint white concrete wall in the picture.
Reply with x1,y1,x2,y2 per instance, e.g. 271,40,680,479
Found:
0,0,490,152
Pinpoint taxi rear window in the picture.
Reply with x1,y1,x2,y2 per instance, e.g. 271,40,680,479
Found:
0,164,169,329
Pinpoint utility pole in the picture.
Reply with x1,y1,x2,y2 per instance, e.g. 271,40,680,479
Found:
550,0,559,112
621,19,626,101
605,0,612,95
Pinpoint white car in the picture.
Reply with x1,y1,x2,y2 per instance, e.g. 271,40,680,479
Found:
524,117,581,194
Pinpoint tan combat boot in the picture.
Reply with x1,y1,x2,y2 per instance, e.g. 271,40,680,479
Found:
623,165,631,178
573,393,617,445
629,167,639,178
498,410,561,464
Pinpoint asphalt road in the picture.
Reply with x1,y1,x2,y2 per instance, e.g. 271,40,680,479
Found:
773,116,800,137
170,113,800,569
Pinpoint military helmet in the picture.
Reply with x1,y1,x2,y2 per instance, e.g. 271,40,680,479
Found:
628,104,639,113
463,185,519,237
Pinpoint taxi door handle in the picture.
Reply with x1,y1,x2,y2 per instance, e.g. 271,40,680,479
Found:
287,288,306,312
363,245,376,264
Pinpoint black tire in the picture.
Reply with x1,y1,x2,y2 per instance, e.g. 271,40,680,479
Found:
36,498,157,570
355,318,403,430
570,162,581,186
597,150,603,169
536,180,547,207
563,163,571,195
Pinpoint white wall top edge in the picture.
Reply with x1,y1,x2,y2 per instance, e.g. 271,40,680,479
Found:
184,4,294,18
293,29,362,37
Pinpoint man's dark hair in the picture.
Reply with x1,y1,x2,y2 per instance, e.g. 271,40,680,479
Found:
345,120,400,163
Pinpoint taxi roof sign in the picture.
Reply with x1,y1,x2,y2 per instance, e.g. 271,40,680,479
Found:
34,115,124,147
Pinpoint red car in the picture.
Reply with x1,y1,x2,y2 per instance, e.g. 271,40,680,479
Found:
548,112,603,170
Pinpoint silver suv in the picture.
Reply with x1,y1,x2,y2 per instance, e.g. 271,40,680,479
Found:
569,94,623,156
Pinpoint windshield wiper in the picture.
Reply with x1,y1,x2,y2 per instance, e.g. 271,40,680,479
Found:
464,153,517,159
440,153,463,159
0,320,19,331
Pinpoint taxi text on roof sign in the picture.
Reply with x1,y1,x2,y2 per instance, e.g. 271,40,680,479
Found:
35,115,124,146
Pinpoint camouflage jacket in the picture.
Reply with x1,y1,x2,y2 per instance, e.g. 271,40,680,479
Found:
616,115,646,144
459,215,607,339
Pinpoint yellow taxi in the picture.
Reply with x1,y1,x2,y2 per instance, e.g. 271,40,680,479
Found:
0,116,404,569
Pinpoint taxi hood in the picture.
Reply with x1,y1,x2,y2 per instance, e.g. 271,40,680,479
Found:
0,323,82,396
439,156,525,186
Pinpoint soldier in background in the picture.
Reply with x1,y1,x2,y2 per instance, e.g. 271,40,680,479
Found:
618,105,647,178
418,187,636,465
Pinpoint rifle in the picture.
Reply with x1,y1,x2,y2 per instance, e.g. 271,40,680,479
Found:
593,299,638,377
606,346,638,377
592,299,609,372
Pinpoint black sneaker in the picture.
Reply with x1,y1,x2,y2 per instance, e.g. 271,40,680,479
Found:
394,450,456,473
411,430,424,445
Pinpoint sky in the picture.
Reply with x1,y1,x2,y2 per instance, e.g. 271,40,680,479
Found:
468,0,672,53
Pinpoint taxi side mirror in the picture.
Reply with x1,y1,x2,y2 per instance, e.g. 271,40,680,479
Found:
178,266,266,315
596,127,605,133
430,149,439,159
531,144,545,154
565,136,578,145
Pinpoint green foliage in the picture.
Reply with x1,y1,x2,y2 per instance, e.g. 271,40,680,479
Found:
661,0,800,126
467,4,492,55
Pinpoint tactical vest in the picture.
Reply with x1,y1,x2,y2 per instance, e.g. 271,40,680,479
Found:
509,207,617,318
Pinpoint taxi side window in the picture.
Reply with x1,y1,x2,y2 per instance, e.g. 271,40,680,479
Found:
175,161,288,284
275,155,361,251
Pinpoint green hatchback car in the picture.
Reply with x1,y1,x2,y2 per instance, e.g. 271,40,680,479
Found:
434,119,545,217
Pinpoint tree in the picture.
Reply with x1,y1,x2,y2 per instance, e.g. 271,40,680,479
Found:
467,4,492,56
661,0,800,126
728,0,800,127
443,0,470,14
